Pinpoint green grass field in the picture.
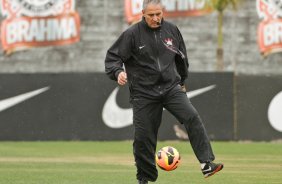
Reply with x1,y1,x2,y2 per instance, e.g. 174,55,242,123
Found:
0,141,281,184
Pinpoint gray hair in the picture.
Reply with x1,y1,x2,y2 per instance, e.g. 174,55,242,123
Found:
142,0,162,10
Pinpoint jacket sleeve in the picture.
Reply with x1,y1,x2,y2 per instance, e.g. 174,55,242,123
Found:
175,27,189,86
105,30,133,81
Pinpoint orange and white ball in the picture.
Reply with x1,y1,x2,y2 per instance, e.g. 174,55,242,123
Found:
155,146,181,171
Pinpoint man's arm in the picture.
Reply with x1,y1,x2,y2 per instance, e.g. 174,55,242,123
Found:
105,31,132,82
175,27,189,87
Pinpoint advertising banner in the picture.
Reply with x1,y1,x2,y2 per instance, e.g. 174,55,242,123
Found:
237,75,282,141
0,0,80,54
0,72,233,141
125,0,214,24
257,0,282,56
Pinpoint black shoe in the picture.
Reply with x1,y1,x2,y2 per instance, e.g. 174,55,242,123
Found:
201,162,224,178
138,179,148,184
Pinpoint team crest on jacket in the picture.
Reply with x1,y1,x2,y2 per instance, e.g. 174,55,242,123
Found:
164,38,173,46
162,37,185,59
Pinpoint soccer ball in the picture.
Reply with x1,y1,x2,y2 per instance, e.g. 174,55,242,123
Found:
155,146,181,171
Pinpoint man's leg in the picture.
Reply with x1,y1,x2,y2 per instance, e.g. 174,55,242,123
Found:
163,85,215,163
132,97,163,182
163,85,223,177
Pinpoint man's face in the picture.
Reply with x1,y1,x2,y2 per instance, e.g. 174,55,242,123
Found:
142,3,163,29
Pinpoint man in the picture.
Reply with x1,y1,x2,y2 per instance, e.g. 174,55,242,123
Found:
105,0,223,183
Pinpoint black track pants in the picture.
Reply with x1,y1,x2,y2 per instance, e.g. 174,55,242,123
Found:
132,85,215,182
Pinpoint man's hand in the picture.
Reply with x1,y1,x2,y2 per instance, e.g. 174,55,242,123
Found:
181,85,187,92
118,72,127,86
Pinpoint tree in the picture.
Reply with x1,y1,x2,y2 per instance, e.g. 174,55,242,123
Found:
210,0,239,71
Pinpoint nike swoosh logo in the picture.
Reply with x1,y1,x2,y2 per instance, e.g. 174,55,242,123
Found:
203,166,212,172
139,45,145,49
0,87,50,113
102,85,216,128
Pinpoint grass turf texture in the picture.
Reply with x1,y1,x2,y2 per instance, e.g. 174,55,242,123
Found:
0,141,281,184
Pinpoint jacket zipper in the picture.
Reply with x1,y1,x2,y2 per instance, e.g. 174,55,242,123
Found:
154,30,163,94
154,31,161,71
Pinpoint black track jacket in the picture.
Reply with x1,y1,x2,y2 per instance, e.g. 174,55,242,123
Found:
105,18,189,97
